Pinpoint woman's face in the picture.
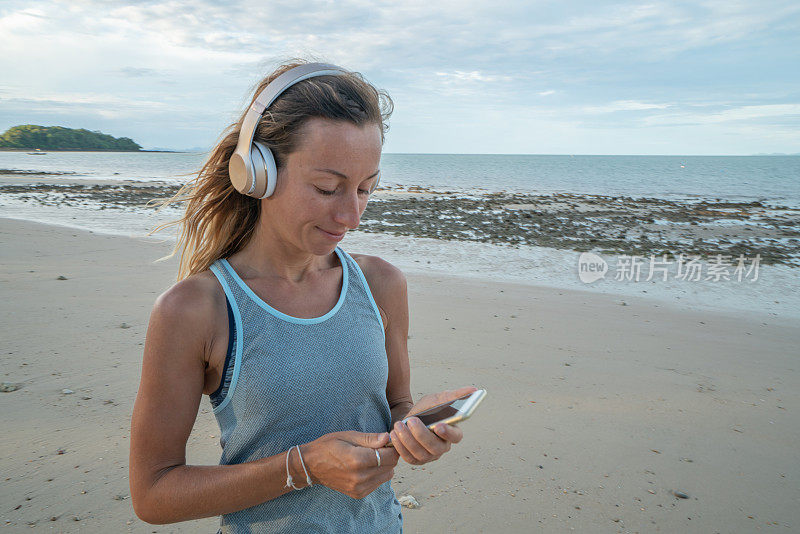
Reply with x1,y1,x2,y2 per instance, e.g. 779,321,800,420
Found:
263,117,383,256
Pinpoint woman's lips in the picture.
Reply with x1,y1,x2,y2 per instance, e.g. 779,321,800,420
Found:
318,227,346,240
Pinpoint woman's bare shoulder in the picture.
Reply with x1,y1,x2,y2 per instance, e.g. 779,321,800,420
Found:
151,269,226,336
349,254,408,323
350,254,406,291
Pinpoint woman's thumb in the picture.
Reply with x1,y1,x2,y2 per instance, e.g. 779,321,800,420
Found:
358,431,391,448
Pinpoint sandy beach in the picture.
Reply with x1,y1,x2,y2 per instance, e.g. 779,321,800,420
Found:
1,217,799,532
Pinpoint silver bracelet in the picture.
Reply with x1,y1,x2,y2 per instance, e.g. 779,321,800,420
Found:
285,445,313,490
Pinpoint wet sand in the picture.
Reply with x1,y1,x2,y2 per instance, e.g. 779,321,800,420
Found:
1,218,798,532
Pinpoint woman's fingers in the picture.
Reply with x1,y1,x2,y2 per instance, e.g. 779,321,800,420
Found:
387,387,478,466
406,386,479,417
405,418,449,455
305,432,403,498
389,428,419,464
432,387,478,406
352,445,399,498
343,436,399,472
449,386,479,399
339,430,391,449
432,423,463,444
375,446,400,468
390,418,451,464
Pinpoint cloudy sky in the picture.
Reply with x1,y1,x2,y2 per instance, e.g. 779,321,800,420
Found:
1,0,798,154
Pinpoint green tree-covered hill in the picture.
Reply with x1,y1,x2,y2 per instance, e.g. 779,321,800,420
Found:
0,125,141,151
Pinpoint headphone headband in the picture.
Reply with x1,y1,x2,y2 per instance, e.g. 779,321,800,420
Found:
229,63,349,198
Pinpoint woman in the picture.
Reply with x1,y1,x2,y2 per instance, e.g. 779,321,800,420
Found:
129,60,475,532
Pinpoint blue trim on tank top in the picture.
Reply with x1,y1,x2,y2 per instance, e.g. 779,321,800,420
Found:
208,262,244,414
209,295,235,401
340,250,385,333
218,247,348,325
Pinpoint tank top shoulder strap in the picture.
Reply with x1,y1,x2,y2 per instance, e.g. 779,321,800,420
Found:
337,249,385,332
209,258,259,311
208,259,245,413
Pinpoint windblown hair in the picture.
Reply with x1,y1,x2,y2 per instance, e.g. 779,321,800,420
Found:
147,59,393,281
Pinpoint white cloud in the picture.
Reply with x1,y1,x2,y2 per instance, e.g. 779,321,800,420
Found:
435,71,514,83
582,100,672,114
6,92,169,108
644,103,800,126
0,92,175,125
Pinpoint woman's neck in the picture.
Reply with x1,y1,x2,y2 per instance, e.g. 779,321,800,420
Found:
229,222,335,283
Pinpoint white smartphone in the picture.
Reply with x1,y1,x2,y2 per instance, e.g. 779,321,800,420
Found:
387,389,486,447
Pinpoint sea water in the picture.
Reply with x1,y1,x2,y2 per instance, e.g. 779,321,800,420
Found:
1,151,799,205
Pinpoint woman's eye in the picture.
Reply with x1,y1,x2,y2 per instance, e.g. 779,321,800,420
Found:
358,189,370,196
315,187,335,196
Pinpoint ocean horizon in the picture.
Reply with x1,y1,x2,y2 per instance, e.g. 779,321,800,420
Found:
1,151,799,205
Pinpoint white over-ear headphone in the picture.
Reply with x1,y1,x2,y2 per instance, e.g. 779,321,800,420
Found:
228,62,381,198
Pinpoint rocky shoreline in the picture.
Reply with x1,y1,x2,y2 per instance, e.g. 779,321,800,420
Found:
1,179,798,266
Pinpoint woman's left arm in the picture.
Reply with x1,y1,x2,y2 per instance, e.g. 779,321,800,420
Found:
355,255,472,465
353,254,414,425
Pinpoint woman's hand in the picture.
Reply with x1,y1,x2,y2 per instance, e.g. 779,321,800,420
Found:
390,386,478,465
302,431,399,499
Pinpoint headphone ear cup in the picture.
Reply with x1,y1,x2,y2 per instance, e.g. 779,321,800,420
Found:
251,141,278,198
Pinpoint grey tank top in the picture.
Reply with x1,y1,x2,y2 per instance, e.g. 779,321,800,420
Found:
207,247,403,533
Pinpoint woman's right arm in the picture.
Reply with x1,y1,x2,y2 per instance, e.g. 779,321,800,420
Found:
129,279,399,524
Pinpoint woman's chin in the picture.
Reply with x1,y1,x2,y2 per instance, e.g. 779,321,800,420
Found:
307,240,342,257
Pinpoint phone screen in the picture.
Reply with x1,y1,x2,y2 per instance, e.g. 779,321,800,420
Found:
413,392,473,426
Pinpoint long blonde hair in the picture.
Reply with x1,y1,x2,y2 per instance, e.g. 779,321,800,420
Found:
147,60,393,281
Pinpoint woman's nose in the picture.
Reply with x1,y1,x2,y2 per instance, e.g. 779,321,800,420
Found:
333,191,362,229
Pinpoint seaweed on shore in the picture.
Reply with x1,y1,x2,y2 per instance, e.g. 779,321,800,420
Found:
0,169,77,176
360,192,799,266
2,183,798,266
